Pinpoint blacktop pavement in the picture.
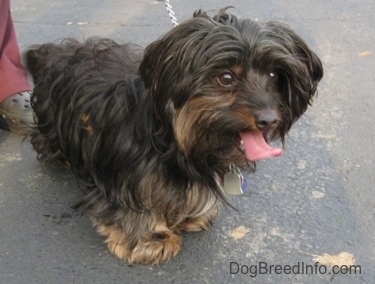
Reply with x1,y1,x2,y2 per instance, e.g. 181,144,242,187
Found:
1,0,374,283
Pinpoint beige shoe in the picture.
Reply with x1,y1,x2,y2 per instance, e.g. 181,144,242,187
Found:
0,91,35,135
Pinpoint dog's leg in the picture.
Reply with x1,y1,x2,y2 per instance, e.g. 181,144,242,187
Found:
174,203,219,232
129,221,182,265
170,191,219,233
92,216,182,265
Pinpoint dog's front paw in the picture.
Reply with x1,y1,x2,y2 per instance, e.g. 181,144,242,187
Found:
107,231,181,265
95,221,181,265
128,231,182,265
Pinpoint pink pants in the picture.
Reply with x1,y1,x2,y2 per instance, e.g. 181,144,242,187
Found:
0,0,30,102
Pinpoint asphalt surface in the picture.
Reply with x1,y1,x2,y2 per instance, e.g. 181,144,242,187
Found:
1,0,374,283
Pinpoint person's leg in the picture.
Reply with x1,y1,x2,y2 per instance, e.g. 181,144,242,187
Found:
0,0,33,134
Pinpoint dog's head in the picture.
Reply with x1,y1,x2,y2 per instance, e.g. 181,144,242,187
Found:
139,8,323,173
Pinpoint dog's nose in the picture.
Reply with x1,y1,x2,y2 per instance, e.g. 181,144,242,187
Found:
255,111,278,130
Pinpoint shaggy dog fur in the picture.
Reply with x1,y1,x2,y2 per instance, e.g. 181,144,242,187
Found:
25,9,323,264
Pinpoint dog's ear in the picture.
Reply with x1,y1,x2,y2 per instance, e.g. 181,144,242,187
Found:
138,40,158,90
265,21,323,126
139,16,219,106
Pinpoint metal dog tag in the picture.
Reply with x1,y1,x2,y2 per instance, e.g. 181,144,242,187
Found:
223,172,244,195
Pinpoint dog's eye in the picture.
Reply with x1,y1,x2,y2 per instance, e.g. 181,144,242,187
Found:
218,72,235,87
269,71,278,80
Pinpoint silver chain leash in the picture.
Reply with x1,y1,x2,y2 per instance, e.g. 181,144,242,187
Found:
163,0,178,26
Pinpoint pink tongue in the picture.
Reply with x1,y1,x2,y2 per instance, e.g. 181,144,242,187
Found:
240,131,283,161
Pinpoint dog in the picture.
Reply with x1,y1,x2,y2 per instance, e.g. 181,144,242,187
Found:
25,8,323,265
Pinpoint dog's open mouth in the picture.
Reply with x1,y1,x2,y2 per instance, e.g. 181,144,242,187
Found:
239,131,283,161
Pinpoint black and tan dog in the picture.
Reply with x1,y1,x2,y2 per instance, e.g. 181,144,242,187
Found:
25,8,323,265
